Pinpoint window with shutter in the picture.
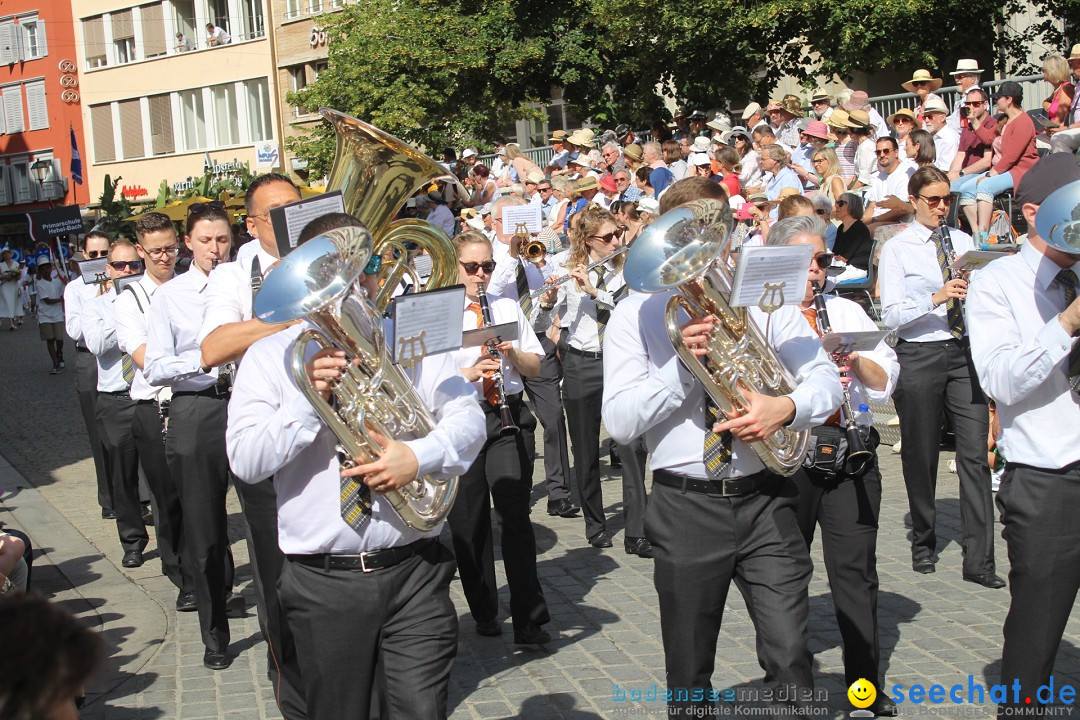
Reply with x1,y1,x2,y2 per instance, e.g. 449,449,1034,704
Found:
149,94,174,155
84,16,107,68
0,166,10,205
12,162,32,204
26,81,48,131
0,24,19,65
0,96,7,135
3,87,25,134
118,99,145,159
91,104,115,163
141,4,166,58
112,10,135,63
21,18,46,60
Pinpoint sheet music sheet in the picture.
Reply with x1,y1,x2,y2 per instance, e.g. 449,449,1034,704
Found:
389,285,466,364
949,250,1003,272
269,191,346,257
728,244,812,308
462,321,519,348
821,329,891,355
501,204,543,234
78,257,109,284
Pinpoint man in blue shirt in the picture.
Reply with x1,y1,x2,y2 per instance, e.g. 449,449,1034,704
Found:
642,141,675,195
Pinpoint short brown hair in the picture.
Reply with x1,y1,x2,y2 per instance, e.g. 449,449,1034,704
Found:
108,239,138,261
134,212,175,241
659,176,727,214
453,230,491,252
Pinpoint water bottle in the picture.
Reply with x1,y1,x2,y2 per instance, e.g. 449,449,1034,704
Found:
855,404,873,439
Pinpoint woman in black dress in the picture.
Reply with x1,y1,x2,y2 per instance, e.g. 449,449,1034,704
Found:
832,192,873,284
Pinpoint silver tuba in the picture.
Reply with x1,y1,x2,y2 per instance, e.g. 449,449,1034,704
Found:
622,199,811,476
253,226,457,531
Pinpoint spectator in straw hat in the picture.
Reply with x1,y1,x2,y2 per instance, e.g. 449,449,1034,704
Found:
1048,44,1080,154
902,69,945,129
810,90,833,122
843,90,889,140
621,143,645,173
947,58,985,132
889,108,919,157
827,108,858,186
792,119,831,189
846,110,878,190
770,95,804,148
923,96,960,172
741,101,767,130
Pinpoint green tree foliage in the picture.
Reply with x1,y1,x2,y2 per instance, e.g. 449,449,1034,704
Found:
288,0,1079,172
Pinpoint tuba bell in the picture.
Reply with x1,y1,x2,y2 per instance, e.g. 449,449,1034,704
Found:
621,199,811,476
321,108,459,309
253,226,457,532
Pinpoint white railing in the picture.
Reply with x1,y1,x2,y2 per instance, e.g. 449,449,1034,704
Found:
867,75,1051,119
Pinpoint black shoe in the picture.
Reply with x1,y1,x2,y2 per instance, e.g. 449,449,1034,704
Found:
121,550,143,568
475,619,502,636
912,559,935,574
963,572,1006,589
870,696,898,717
101,507,116,520
50,365,60,375
589,531,613,548
141,504,154,526
176,591,197,612
546,498,580,518
624,536,654,558
203,649,232,670
225,592,246,616
608,446,622,470
513,624,551,645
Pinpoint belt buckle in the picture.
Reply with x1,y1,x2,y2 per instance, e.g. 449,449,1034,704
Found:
214,383,228,397
721,478,739,497
358,552,373,573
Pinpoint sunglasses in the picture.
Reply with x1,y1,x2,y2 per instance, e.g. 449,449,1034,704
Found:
590,232,621,243
85,250,106,259
109,260,144,271
963,100,986,107
911,81,928,87
835,200,847,207
459,260,496,275
874,149,894,156
918,194,953,207
189,200,225,215
538,186,552,192
814,209,828,216
811,158,826,163
812,252,835,267
893,117,913,124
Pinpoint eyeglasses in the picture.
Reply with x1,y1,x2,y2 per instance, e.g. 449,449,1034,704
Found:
811,158,826,164
874,149,894,156
85,250,106,258
918,193,953,207
140,244,180,259
614,176,630,183
893,117,913,124
189,200,225,215
459,260,496,275
911,81,928,87
590,232,621,243
109,260,144,271
811,252,835,267
964,100,986,107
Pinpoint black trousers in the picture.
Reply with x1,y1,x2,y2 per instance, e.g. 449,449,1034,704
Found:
893,339,994,574
236,477,306,719
562,350,606,538
132,401,188,593
646,476,814,718
793,461,882,688
165,393,236,653
96,393,148,553
997,462,1080,715
447,395,549,632
521,334,574,503
76,350,112,511
279,541,458,720
619,435,649,539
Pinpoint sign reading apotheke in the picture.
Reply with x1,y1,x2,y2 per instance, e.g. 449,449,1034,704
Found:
171,155,249,194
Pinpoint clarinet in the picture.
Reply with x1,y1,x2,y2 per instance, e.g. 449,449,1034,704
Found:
475,284,520,436
811,281,873,475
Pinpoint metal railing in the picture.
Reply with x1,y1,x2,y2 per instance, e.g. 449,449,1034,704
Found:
477,145,555,170
867,74,1050,119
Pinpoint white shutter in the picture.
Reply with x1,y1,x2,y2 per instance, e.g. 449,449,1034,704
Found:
43,159,64,200
0,25,15,65
13,163,32,204
0,96,6,135
25,81,47,130
29,19,46,58
0,166,10,205
3,87,24,133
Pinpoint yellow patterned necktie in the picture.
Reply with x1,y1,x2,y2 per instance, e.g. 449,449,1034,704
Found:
703,396,732,478
933,230,965,339
121,353,135,386
1057,269,1080,393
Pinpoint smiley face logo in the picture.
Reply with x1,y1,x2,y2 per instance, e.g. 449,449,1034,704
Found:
848,678,877,709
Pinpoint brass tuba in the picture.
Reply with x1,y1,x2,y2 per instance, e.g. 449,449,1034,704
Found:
253,226,457,531
320,108,460,308
622,199,811,476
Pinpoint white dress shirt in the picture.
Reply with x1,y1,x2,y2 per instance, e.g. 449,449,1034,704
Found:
448,295,543,397
145,265,221,392
199,243,277,343
35,278,64,324
532,261,625,353
83,289,128,392
879,221,974,341
601,291,842,479
226,322,485,554
932,126,961,172
817,295,900,408
739,150,763,188
115,274,167,402
64,279,100,346
487,237,552,308
968,242,1080,467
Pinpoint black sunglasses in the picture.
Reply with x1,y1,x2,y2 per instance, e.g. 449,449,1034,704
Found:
812,252,835,267
835,200,847,207
189,201,226,215
918,194,953,207
460,260,496,275
590,232,620,243
109,260,144,271
85,250,106,258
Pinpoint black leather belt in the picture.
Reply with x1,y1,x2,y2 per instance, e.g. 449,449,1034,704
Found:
653,468,773,497
173,384,231,399
135,399,156,406
566,346,602,359
101,389,131,397
287,538,433,572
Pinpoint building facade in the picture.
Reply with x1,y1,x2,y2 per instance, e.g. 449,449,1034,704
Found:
74,0,281,202
0,0,91,247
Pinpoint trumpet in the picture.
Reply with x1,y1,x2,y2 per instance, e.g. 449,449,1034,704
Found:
522,238,547,264
810,281,874,475
475,283,519,436
527,246,629,301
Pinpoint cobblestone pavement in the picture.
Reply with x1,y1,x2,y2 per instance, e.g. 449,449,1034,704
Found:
2,324,1079,719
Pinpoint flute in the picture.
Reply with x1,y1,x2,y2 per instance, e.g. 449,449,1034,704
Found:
527,246,628,301
475,283,520,436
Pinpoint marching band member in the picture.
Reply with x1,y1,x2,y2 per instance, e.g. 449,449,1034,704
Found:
83,241,152,568
534,205,649,554
144,203,241,670
114,213,190,607
64,231,114,519
769,215,899,716
878,165,1001,587
966,157,1080,716
445,230,550,644
486,196,579,519
602,191,842,717
226,212,485,718
198,174,306,715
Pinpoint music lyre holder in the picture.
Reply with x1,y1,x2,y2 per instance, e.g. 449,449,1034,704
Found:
395,331,428,371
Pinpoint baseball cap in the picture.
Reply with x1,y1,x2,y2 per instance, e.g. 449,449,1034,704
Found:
1016,153,1080,206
